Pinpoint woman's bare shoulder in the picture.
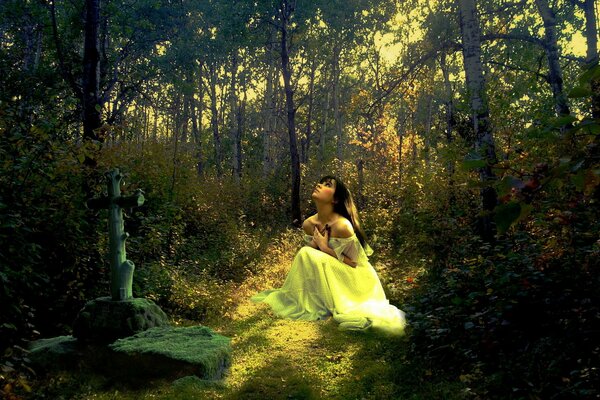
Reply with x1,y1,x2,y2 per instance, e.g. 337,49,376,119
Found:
302,214,318,235
332,216,354,238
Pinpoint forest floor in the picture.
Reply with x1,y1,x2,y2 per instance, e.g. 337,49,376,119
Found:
30,228,469,400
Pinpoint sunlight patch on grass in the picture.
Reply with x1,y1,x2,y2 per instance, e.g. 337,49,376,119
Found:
32,227,467,399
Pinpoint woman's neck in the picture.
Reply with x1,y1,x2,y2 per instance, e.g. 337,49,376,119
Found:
316,203,336,224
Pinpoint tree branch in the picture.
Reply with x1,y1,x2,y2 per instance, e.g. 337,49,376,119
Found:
47,0,81,99
367,40,462,114
482,33,546,48
486,59,549,81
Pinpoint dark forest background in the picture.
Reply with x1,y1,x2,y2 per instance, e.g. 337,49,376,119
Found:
1,0,599,398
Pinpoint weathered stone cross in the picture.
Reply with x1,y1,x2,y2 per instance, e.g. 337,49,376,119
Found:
87,168,145,301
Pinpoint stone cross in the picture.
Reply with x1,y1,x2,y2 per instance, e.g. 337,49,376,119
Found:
87,168,145,301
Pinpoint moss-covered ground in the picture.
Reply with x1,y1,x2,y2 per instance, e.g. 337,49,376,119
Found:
29,229,468,399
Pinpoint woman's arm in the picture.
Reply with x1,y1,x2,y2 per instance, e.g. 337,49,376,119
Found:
317,244,356,268
342,254,357,268
314,227,357,268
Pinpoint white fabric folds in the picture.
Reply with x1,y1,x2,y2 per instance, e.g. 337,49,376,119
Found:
251,233,406,335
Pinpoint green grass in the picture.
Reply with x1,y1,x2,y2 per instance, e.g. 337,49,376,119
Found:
27,228,469,400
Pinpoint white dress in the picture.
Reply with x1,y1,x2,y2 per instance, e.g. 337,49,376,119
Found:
251,232,406,335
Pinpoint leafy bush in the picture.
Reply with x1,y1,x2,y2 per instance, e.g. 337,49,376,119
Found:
395,90,600,398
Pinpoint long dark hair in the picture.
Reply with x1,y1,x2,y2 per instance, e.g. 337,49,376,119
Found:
319,175,368,248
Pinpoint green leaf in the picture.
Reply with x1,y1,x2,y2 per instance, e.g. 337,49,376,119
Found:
461,152,487,170
519,204,533,221
579,65,600,85
578,119,600,135
494,202,522,235
2,323,17,330
568,86,592,98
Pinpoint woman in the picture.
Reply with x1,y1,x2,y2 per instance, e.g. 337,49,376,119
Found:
251,176,406,335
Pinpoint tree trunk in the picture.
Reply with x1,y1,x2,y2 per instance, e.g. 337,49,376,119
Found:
262,81,273,177
209,63,223,177
458,0,498,241
440,51,456,185
319,75,330,177
396,106,408,199
153,107,158,141
82,0,102,143
535,0,571,117
182,90,189,144
235,71,246,181
441,51,457,209
279,0,301,226
263,32,275,177
357,158,364,209
192,64,203,176
333,42,343,162
19,14,42,122
581,0,599,118
424,94,432,166
302,58,316,164
229,52,240,181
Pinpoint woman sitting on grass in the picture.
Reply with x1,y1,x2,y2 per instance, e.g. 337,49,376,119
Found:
251,175,406,335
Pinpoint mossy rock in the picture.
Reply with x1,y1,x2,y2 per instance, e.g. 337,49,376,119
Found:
29,326,231,381
73,296,169,343
28,336,83,370
108,326,232,380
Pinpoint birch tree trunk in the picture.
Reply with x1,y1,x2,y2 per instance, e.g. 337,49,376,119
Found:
440,51,457,207
458,0,498,241
580,0,599,118
440,51,456,177
534,0,571,117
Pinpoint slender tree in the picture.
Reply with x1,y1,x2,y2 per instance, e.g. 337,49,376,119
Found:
570,0,599,117
534,0,571,117
457,0,498,241
275,0,302,225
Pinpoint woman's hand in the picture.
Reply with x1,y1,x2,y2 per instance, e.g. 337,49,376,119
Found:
313,225,330,251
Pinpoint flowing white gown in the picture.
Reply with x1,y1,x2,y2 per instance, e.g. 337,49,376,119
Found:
251,233,406,335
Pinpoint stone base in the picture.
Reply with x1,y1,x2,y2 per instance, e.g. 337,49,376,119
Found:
28,326,232,381
73,296,169,343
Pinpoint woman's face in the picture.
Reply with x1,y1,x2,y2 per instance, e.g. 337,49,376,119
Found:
312,178,336,204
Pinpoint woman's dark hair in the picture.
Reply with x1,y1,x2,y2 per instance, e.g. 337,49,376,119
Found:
319,175,368,248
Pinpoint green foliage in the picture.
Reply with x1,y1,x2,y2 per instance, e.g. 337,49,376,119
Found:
97,140,290,320
394,83,600,398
